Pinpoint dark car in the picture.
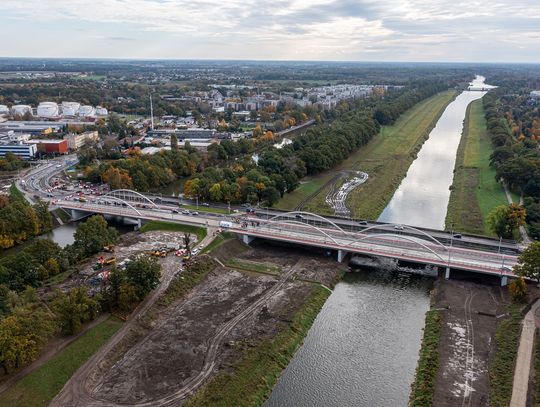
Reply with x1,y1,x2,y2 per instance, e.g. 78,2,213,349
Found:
358,220,368,226
452,234,462,239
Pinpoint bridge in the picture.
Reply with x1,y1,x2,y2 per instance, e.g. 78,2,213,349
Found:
54,190,519,286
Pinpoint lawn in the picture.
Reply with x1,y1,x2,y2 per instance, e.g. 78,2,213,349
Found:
224,258,281,275
445,100,509,235
274,174,333,211
200,232,234,254
301,90,458,218
0,317,122,407
140,221,207,241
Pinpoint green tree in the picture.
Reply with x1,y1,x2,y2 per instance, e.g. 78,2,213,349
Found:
125,255,161,298
171,134,179,150
51,287,100,335
118,282,139,312
73,215,119,258
209,183,223,201
514,241,540,281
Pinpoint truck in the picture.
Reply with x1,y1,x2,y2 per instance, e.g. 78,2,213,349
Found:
219,220,233,228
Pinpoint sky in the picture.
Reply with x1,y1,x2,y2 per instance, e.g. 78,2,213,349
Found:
0,0,539,62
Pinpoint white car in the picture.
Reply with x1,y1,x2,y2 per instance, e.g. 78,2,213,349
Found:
191,249,199,255
394,225,404,230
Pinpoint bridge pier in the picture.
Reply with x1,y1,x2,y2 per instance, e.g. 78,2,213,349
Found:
242,234,255,245
445,267,451,280
500,275,508,287
337,249,348,263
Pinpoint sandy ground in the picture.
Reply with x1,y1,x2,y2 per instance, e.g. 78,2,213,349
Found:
53,238,344,406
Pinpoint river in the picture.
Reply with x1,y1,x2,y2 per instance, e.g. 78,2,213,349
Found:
265,76,492,406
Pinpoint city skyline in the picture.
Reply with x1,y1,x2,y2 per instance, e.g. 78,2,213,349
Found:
0,0,539,62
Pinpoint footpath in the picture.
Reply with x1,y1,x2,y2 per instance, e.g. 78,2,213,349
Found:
510,300,540,407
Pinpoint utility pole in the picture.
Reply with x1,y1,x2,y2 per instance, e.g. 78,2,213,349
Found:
149,93,154,131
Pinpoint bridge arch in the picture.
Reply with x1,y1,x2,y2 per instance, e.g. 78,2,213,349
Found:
97,196,142,216
351,233,445,261
105,189,159,209
263,219,339,244
268,211,346,234
357,224,448,251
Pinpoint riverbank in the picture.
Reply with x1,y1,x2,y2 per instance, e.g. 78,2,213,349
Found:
298,90,458,218
445,100,509,235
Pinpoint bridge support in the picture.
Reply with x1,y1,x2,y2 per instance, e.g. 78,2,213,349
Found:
445,267,451,280
337,249,348,263
500,275,508,287
242,234,255,245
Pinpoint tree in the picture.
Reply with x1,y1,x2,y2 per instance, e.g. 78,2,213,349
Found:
508,277,527,303
73,215,119,258
171,134,179,150
183,232,192,252
51,287,100,335
118,283,139,312
209,183,223,201
514,241,540,281
125,255,161,298
487,204,525,239
102,167,133,190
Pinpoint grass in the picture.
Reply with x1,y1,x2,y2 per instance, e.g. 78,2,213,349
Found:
224,258,281,275
200,232,234,254
445,100,510,235
140,221,207,241
409,310,442,407
0,317,122,407
489,304,524,407
157,257,217,307
180,204,230,215
184,284,330,407
52,208,71,224
298,90,458,218
274,174,333,211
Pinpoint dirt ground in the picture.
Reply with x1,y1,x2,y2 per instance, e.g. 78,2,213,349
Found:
68,238,344,406
432,276,538,407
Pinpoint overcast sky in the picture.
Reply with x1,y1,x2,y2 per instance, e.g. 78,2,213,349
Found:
0,0,539,62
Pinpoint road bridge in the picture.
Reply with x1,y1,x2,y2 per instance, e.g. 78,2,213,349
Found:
54,197,518,286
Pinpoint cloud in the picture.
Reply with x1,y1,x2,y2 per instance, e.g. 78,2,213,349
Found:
0,0,539,61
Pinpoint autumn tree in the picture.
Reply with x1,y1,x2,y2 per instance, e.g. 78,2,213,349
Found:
102,166,133,190
514,241,540,281
487,204,526,238
508,277,527,303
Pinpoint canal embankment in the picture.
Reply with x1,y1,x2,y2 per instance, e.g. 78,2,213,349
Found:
445,99,510,235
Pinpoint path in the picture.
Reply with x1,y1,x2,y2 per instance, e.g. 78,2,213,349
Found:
51,229,217,407
0,313,109,395
510,300,540,407
503,182,531,245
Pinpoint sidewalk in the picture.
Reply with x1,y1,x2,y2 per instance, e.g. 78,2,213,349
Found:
510,300,540,407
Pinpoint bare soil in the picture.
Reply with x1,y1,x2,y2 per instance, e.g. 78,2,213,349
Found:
64,238,344,406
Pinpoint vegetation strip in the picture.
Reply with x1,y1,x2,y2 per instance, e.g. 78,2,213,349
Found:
445,100,508,235
0,317,122,407
224,258,281,275
409,310,442,407
302,90,458,218
489,304,523,407
140,220,207,241
184,285,330,407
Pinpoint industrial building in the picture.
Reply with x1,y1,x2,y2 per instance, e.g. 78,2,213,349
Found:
37,102,60,118
27,139,68,155
63,131,99,150
0,142,37,159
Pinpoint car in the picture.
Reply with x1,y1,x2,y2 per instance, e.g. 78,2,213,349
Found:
191,249,199,255
191,211,199,216
394,224,404,230
295,214,304,220
171,209,179,214
198,245,204,249
233,209,239,213
202,202,210,207
358,220,368,226
452,233,462,239
182,210,190,215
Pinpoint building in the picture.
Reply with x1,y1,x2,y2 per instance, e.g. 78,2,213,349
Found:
37,102,60,118
63,131,99,150
531,91,540,99
0,133,37,159
27,139,68,155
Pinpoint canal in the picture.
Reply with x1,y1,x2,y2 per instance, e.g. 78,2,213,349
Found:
265,76,492,406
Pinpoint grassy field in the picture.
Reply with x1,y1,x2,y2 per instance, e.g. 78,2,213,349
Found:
445,100,509,235
299,90,458,218
200,232,234,254
0,317,122,407
409,310,442,407
274,174,333,211
225,258,281,275
489,304,523,407
184,285,330,407
140,221,207,241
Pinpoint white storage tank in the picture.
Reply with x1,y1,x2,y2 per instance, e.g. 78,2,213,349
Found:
96,106,108,116
78,105,96,117
0,105,9,115
11,104,32,117
37,101,59,118
61,101,80,116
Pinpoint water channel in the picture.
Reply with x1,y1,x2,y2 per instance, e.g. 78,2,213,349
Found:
265,76,492,406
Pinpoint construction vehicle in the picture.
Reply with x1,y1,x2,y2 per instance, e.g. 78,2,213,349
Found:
103,245,115,253
103,256,116,265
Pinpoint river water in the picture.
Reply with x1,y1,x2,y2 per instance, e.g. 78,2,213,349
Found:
265,76,491,407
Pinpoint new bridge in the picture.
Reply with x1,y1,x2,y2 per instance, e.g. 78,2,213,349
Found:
53,189,519,286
